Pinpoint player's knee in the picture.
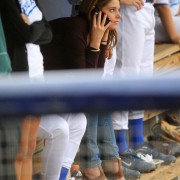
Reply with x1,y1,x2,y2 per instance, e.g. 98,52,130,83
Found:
53,119,69,139
73,113,87,134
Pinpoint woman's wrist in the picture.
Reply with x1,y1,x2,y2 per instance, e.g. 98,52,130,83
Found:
101,41,107,45
89,42,100,50
88,46,100,52
101,40,107,45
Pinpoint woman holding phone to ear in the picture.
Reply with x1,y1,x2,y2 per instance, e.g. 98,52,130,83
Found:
41,0,125,179
41,0,120,70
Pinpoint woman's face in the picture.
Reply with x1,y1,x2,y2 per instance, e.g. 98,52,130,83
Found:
101,0,120,30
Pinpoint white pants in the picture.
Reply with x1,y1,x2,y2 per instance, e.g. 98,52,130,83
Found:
105,4,155,130
155,15,180,43
38,113,87,180
112,111,145,130
60,113,87,169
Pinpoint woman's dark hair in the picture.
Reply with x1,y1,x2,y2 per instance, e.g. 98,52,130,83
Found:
79,0,119,49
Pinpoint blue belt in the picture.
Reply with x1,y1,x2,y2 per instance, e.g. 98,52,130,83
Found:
146,0,153,3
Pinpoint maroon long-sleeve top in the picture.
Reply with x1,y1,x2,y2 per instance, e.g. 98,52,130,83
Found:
41,16,107,70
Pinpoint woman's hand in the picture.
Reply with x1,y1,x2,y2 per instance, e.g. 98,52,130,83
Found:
21,13,30,25
89,11,111,50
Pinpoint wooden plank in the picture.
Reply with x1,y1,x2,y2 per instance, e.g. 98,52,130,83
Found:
33,153,42,175
145,44,180,121
154,53,180,75
154,44,180,62
144,110,167,121
33,139,44,175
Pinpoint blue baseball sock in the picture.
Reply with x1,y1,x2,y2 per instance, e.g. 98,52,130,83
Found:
59,166,69,180
114,130,128,154
128,118,144,150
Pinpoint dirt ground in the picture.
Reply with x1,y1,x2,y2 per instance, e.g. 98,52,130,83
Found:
140,109,180,180
140,157,180,180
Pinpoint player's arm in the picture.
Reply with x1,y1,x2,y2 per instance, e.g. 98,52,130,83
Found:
177,4,180,15
156,4,180,44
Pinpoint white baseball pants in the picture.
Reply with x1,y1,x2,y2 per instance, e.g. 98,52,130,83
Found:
38,113,87,180
105,3,155,130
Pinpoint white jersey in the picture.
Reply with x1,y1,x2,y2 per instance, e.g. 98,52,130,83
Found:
18,0,44,79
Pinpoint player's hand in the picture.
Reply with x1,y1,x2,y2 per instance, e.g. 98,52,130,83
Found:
21,13,30,25
172,36,180,46
121,0,144,10
152,0,156,4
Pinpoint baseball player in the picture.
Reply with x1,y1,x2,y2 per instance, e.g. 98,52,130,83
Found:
104,0,176,173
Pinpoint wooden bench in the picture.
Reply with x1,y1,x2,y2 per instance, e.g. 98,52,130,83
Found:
144,43,180,121
33,139,44,175
154,43,180,75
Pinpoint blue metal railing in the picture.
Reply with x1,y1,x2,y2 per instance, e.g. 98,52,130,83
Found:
0,70,180,116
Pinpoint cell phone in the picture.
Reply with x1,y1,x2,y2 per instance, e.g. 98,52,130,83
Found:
91,7,110,26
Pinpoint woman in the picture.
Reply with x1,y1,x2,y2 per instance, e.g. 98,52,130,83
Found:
1,1,84,180
0,0,52,72
41,0,124,179
0,1,51,179
41,0,120,70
